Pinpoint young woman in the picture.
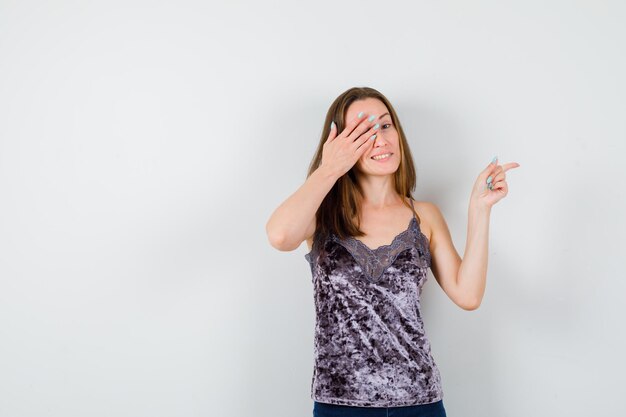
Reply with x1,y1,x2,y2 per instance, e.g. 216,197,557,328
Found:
266,87,520,417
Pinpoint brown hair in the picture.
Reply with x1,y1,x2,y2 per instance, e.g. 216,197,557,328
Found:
307,86,421,240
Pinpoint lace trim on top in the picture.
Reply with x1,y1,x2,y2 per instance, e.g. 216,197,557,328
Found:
330,216,430,282
304,199,432,280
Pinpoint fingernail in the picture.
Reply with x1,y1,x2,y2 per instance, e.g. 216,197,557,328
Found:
331,121,335,129
487,175,492,183
368,115,376,122
370,134,377,140
373,123,379,130
491,156,498,164
357,111,364,118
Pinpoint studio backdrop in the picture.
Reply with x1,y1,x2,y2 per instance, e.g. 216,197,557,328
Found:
0,1,624,416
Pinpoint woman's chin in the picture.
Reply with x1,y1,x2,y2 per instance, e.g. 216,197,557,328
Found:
356,166,399,177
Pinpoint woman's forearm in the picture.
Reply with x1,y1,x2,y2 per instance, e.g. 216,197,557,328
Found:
265,165,338,251
457,203,491,308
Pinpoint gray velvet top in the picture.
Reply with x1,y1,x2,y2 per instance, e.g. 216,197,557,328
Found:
304,199,444,407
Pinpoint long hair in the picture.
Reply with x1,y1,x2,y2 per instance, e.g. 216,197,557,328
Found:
307,86,420,241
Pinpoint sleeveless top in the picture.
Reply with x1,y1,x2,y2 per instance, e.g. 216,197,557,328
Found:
304,198,444,407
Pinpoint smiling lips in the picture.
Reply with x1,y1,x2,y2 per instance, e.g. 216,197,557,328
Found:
371,153,392,161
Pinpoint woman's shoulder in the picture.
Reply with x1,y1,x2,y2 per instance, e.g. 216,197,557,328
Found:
410,199,442,242
410,197,444,212
411,198,439,214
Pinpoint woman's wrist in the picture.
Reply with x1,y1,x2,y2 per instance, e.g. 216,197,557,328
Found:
468,198,492,215
315,164,341,183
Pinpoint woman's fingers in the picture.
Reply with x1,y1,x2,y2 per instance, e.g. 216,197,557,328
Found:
483,161,520,183
356,131,376,157
356,129,376,149
337,112,370,140
490,166,505,182
347,115,376,142
502,162,521,172
492,180,508,195
352,124,379,150
490,162,520,185
325,121,337,143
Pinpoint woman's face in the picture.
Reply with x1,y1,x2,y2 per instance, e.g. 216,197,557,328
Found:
345,98,401,177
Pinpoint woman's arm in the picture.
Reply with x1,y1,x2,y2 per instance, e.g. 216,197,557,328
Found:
426,201,491,311
427,158,520,310
265,113,379,252
423,202,470,310
265,165,338,251
457,204,491,309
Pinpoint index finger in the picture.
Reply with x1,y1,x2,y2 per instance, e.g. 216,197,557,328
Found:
501,162,521,172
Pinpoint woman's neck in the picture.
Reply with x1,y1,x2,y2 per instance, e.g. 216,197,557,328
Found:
356,174,402,209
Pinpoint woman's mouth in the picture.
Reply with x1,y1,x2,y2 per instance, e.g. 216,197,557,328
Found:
371,153,392,161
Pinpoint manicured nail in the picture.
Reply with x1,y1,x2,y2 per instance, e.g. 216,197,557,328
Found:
491,156,498,164
370,134,377,140
487,175,492,183
330,121,335,129
368,115,376,122
357,111,364,118
373,123,380,130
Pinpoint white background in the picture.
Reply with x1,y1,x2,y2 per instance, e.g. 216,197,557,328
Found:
1,1,625,416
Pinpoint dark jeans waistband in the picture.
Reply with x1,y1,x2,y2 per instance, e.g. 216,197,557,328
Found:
313,399,447,417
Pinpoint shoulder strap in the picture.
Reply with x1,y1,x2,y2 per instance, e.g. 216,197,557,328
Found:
408,197,417,220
